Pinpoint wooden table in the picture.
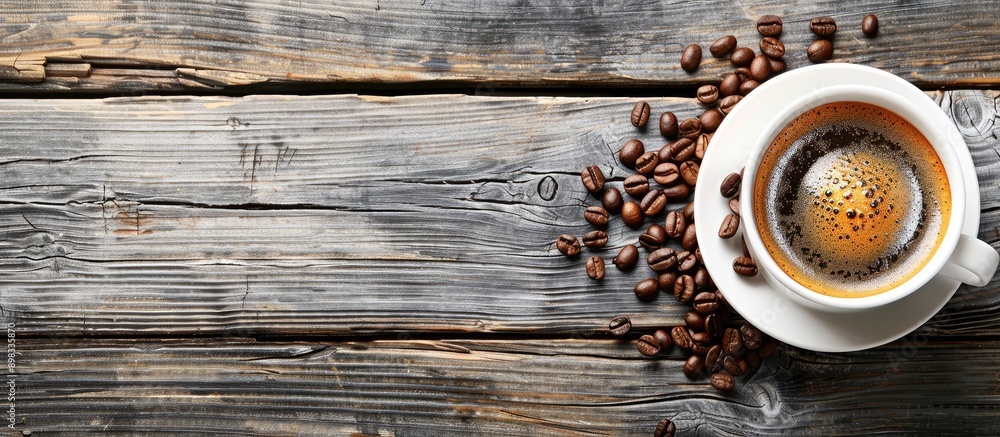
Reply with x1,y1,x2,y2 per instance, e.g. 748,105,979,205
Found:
1,1,998,435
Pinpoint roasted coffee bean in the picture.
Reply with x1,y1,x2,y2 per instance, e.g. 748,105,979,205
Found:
556,234,581,257
722,327,743,355
602,187,623,214
583,230,608,249
581,165,605,195
691,342,712,357
671,325,693,350
740,79,760,95
749,55,771,82
653,329,674,350
635,152,660,176
697,85,720,105
685,311,705,331
639,224,668,251
810,16,837,36
654,418,676,437
609,315,631,336
693,291,719,314
733,256,758,276
718,213,740,238
682,222,698,251
704,313,724,340
730,47,755,67
723,355,748,376
734,67,752,83
710,35,737,58
715,290,733,313
677,250,698,273
678,118,702,140
759,36,785,58
694,133,711,160
622,201,644,229
619,139,644,168
757,14,783,36
769,57,787,75
712,372,735,391
683,201,695,221
862,14,879,37
647,247,678,273
613,245,639,270
679,161,700,187
719,95,742,115
623,174,650,198
653,162,680,185
640,189,668,217
664,211,686,239
683,354,705,379
691,331,711,345
729,197,740,215
668,138,696,163
680,44,702,72
694,267,714,291
634,278,661,302
744,349,761,369
705,345,723,372
759,338,779,358
663,183,692,200
673,275,695,302
584,206,609,228
586,256,605,280
699,108,724,133
807,39,833,63
659,112,679,138
637,334,660,356
740,324,763,350
657,272,677,290
631,101,651,127
720,172,741,198
719,73,741,97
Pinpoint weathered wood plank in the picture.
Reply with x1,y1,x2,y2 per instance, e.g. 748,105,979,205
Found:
0,0,998,92
8,337,1000,435
0,91,997,337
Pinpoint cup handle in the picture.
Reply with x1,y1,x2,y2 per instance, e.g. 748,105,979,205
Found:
938,235,999,287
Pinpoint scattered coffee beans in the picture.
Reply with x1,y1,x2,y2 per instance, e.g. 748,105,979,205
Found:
622,201,643,228
730,47,755,67
657,272,677,290
768,57,787,75
718,213,739,238
674,275,696,302
653,162,680,185
711,372,735,391
613,245,639,270
756,15,783,36
640,189,668,216
679,161,700,186
639,224,668,251
697,85,720,105
637,334,660,356
733,256,759,277
623,174,650,198
664,210,686,238
609,315,631,336
759,37,785,58
710,35,737,58
648,248,678,273
694,133,711,160
581,165,605,195
681,222,698,251
862,14,879,37
671,326,693,350
678,118,702,139
693,291,719,314
720,73,740,97
631,101,650,127
635,151,659,176
586,256,605,280
720,172,741,198
699,108,724,133
684,354,705,379
619,139,644,168
654,419,676,437
582,230,608,249
810,16,837,36
659,112,679,138
584,206,609,228
634,278,660,301
749,55,771,82
718,95,742,115
739,79,760,95
602,187,623,214
681,44,702,72
653,329,674,350
556,234,581,257
807,39,834,63
729,197,739,215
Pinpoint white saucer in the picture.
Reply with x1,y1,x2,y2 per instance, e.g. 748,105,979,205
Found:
694,64,980,352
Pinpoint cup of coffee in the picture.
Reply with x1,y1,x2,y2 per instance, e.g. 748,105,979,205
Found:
740,79,999,312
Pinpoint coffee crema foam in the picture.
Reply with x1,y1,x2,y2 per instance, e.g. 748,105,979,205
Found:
753,102,950,298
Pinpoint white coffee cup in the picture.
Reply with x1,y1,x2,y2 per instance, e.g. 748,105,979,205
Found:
740,83,999,312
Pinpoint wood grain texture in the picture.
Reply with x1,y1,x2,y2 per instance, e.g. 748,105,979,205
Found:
0,0,998,92
8,337,1000,435
0,91,997,338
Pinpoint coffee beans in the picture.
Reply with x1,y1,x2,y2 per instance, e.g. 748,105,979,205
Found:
718,213,739,238
723,355,748,376
699,109,723,133
679,161,699,186
584,206,609,228
653,418,676,437
640,190,667,216
693,291,719,314
739,79,760,96
720,172,741,198
862,14,879,37
602,187,623,214
673,275,695,302
581,165,605,195
710,35,737,58
677,250,698,273
722,327,743,355
681,222,698,251
697,85,719,105
678,118,702,140
807,39,833,63
671,326,693,350
636,152,659,176
681,44,702,72
659,112,679,138
586,256,605,280
556,234,581,257
683,354,705,379
730,47,755,67
664,211,686,239
734,67,752,84
695,267,714,291
582,230,608,249
653,329,674,350
711,372,735,391
733,256,758,277
749,55,771,82
637,334,660,356
613,245,639,270
694,133,711,160
639,224,667,251
619,139,644,168
609,315,631,336
719,95,741,115
653,162,680,185
756,15,783,36
622,201,643,228
705,344,723,372
622,176,649,200
634,278,660,302
719,73,740,97
685,310,705,330
768,57,787,75
647,248,677,273
810,17,837,36
657,272,677,290
759,37,785,58
667,138,696,163
631,101,650,127
741,324,763,350
704,313,723,339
